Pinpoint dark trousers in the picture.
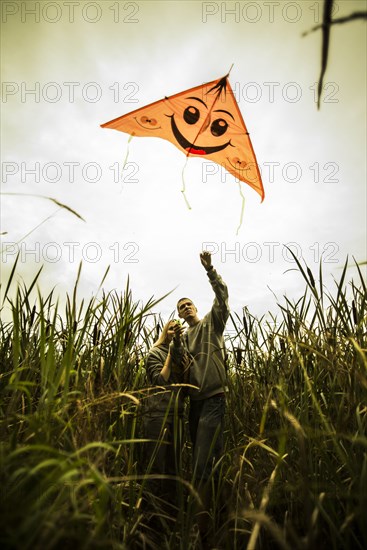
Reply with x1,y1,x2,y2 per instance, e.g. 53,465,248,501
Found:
143,414,184,501
189,394,225,483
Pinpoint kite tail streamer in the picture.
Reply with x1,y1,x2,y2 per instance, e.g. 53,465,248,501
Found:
118,135,134,193
122,134,134,172
236,182,246,235
181,157,192,210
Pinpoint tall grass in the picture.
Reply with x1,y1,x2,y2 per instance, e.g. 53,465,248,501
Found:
0,255,366,549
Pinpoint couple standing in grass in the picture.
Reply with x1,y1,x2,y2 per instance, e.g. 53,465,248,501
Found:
144,251,229,538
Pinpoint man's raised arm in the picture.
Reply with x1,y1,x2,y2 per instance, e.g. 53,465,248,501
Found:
200,252,229,329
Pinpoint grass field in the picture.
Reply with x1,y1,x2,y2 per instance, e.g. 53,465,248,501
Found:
0,254,366,549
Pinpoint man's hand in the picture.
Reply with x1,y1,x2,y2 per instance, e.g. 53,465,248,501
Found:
200,251,213,271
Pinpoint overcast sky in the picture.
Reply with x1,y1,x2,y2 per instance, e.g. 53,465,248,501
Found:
1,0,366,327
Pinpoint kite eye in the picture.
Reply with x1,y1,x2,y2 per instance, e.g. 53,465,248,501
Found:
141,116,157,126
211,118,228,137
184,106,200,125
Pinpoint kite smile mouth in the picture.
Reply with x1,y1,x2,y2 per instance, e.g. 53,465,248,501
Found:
168,115,232,155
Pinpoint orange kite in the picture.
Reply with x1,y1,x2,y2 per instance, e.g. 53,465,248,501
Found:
101,73,264,201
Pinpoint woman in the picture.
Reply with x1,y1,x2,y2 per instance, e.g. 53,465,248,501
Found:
143,320,189,499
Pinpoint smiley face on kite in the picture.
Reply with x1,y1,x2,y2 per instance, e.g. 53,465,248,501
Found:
101,75,264,200
168,96,234,155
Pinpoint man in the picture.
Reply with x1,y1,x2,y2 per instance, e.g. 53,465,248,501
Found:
176,251,230,504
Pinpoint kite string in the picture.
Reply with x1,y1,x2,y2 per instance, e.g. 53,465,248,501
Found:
181,157,192,210
236,181,246,236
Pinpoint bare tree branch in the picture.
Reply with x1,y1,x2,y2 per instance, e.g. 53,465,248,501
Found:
317,0,333,110
302,11,367,37
302,0,367,110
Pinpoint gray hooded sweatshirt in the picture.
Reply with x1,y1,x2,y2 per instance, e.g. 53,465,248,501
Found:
180,268,230,400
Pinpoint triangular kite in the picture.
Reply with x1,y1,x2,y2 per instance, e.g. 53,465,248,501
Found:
101,73,264,201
